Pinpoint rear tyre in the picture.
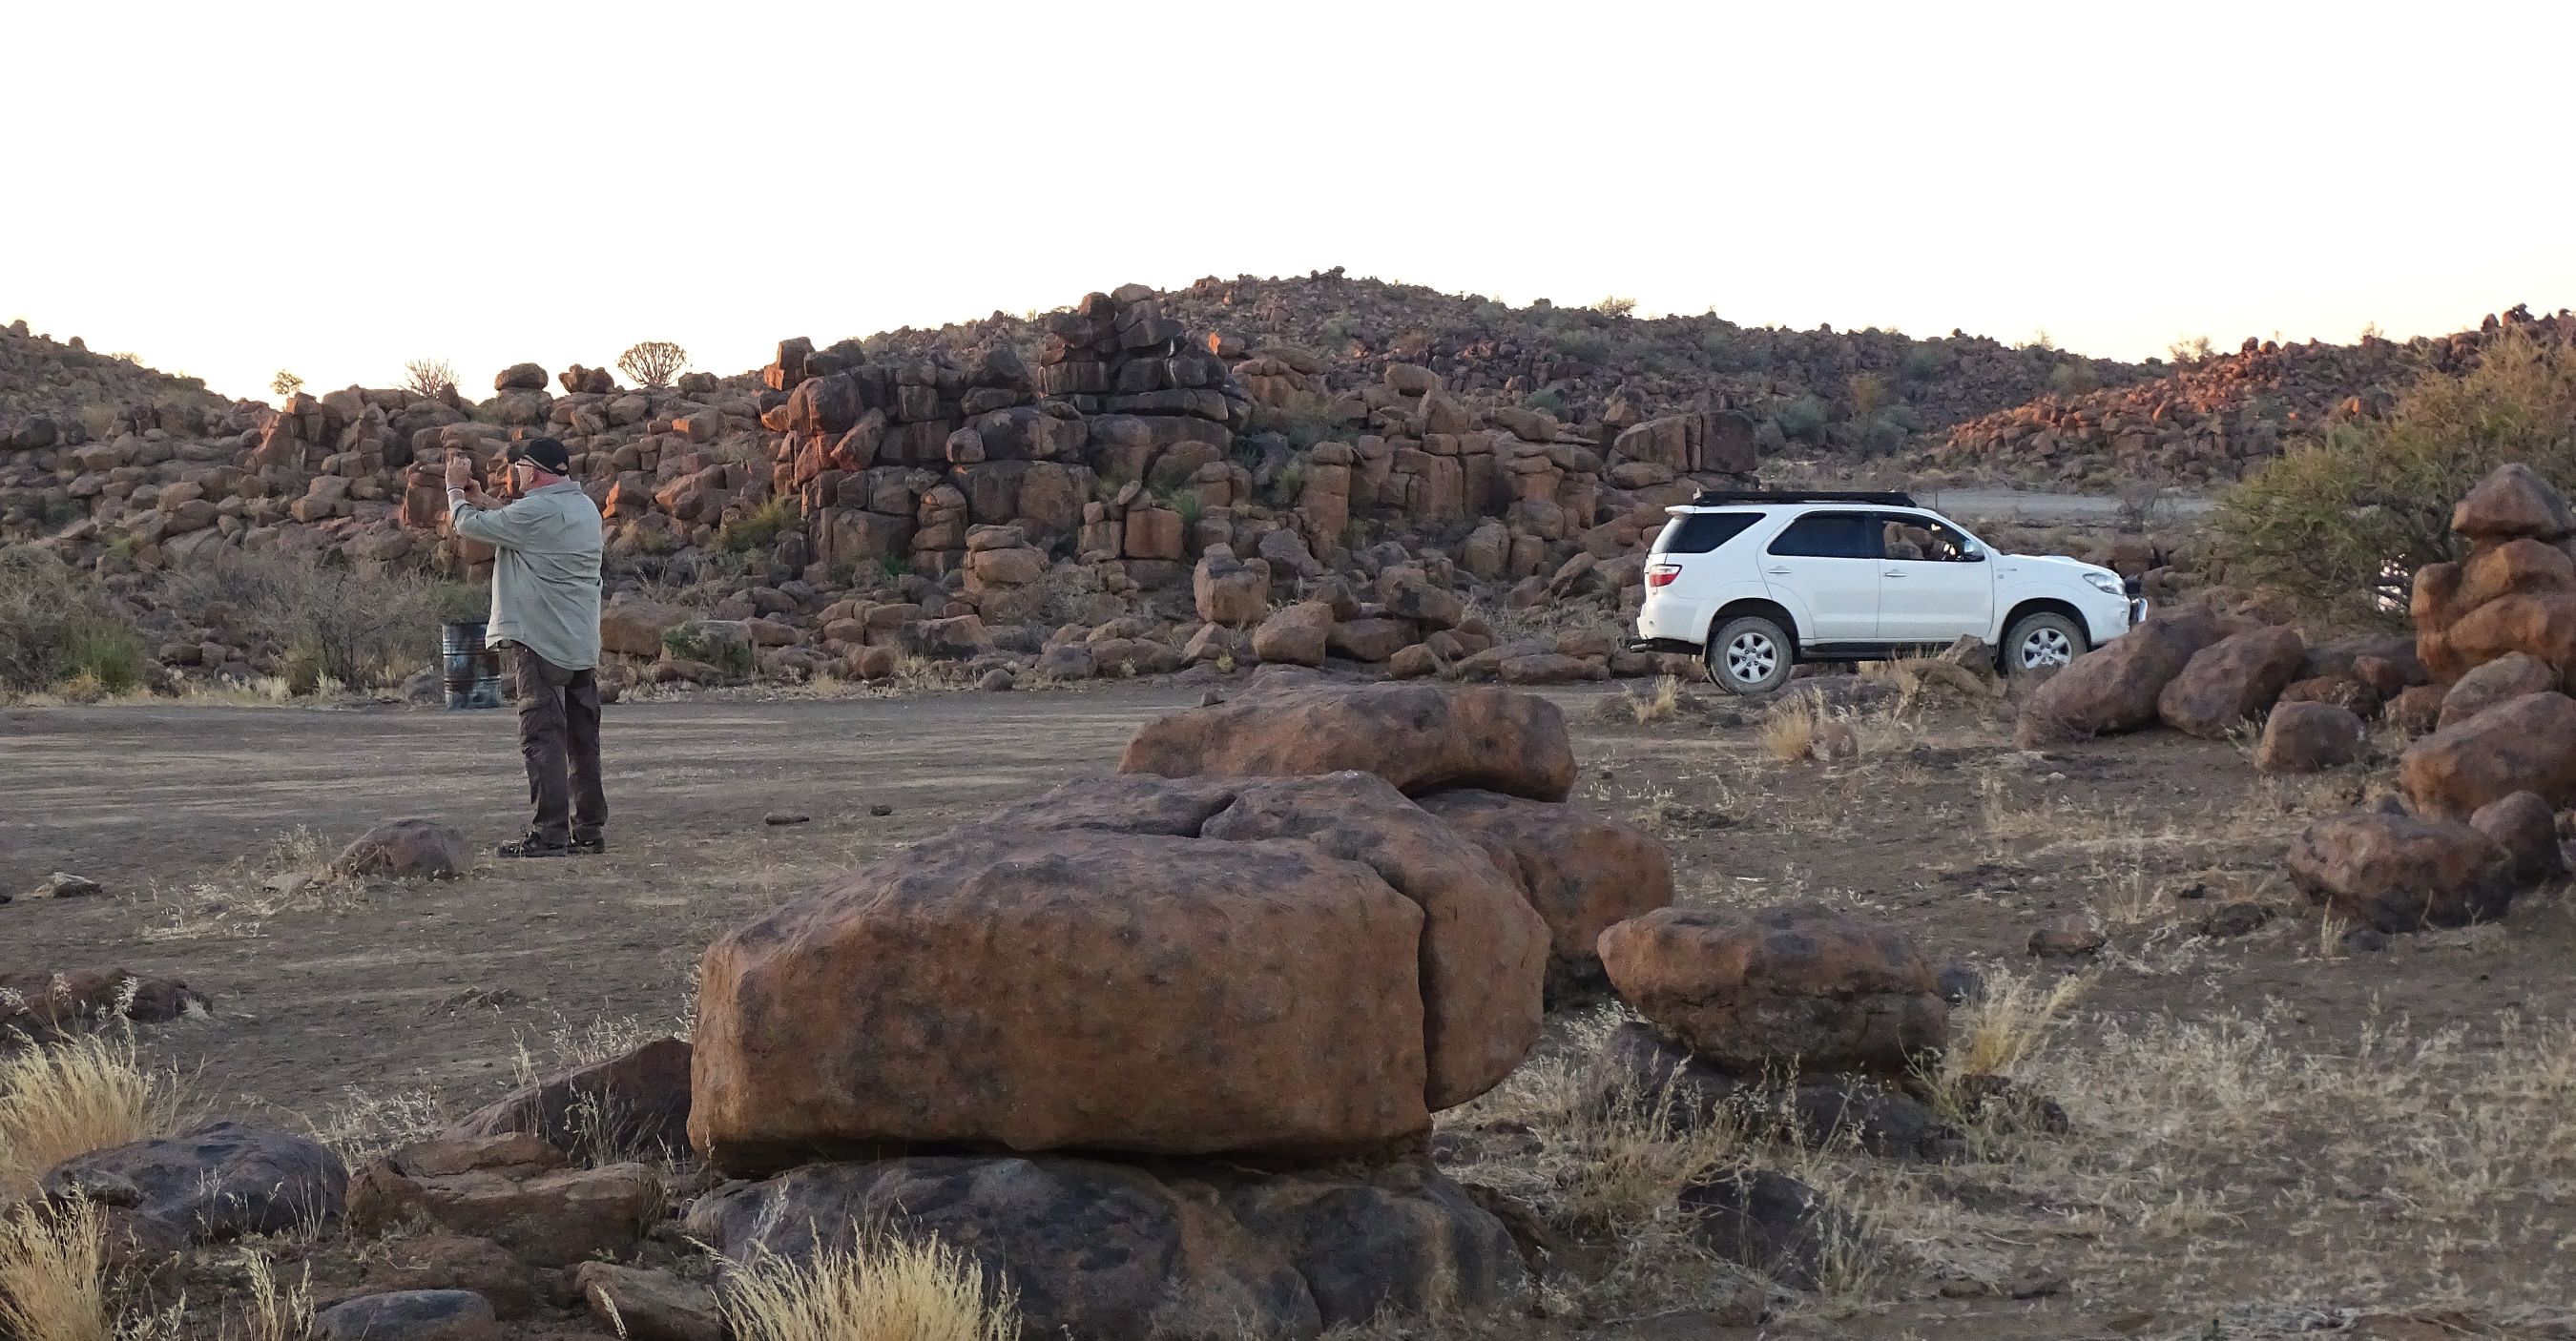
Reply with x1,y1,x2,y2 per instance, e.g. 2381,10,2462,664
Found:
2003,611,2088,677
1705,615,1795,695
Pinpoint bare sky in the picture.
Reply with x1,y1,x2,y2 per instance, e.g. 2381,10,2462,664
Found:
10,1,2570,402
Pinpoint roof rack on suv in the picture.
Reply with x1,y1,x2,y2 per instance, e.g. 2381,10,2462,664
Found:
1689,488,1919,506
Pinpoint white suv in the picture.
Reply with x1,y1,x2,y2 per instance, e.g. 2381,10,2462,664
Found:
1629,490,2143,694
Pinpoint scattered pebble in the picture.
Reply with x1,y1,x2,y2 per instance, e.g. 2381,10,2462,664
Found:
763,812,811,826
868,804,894,817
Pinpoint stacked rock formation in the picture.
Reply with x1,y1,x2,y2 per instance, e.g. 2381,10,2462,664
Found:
685,681,1672,1338
2279,464,2576,933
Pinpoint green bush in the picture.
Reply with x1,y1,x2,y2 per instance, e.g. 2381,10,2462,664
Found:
1769,395,1829,443
662,620,755,679
0,548,149,694
1901,346,1942,381
1266,461,1309,508
718,496,799,553
1524,387,1568,416
1551,329,1611,363
2048,361,2101,397
2212,330,2576,624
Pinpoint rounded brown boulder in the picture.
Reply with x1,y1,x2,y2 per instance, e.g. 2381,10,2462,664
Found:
2436,650,2557,730
2399,691,2576,820
688,831,1432,1176
2015,609,2225,746
2285,811,2514,932
2253,700,2366,774
1595,904,1947,1077
1415,788,1674,1000
1119,682,1577,801
1200,773,1547,1111
333,818,470,880
2155,625,2306,738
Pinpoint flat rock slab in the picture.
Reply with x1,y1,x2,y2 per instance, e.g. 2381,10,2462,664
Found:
684,1154,1524,1341
44,1121,345,1241
1118,682,1577,801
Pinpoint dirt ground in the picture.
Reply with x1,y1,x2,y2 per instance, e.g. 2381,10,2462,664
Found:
6,680,2573,1340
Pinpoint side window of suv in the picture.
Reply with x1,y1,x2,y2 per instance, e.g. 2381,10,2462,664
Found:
1767,512,1880,559
1880,513,1979,562
1652,512,1761,555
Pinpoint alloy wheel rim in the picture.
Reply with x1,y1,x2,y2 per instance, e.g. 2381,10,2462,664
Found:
2022,628,2072,668
1726,632,1777,684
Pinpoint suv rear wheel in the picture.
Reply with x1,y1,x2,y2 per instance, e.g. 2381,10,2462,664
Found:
1705,614,1795,695
2003,610,2088,677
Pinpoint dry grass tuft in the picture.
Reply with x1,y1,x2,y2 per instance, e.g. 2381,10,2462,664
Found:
310,1085,450,1166
722,1231,1020,1341
1928,968,2093,1109
0,1033,192,1203
1631,674,1685,725
239,1248,315,1341
1757,691,1822,762
0,1199,117,1341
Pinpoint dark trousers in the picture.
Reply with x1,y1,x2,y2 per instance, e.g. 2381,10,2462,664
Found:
514,649,605,844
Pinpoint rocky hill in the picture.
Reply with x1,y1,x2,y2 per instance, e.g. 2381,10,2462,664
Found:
0,318,227,434
846,270,2150,457
1931,304,2576,485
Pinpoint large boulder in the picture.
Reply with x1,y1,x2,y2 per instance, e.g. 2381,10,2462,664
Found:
689,831,1432,1174
1200,773,1546,1109
597,595,691,659
2470,790,2567,888
1596,904,1946,1077
2155,625,2306,737
1250,601,1332,666
2016,609,2225,746
1120,682,1577,801
2436,650,2557,730
1193,546,1270,628
682,1155,1524,1341
2399,691,2576,820
2253,700,2366,774
42,1122,346,1241
2285,812,2515,932
2450,463,2574,543
1415,789,1674,1000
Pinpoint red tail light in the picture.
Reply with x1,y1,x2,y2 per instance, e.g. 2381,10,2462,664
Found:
1646,564,1681,588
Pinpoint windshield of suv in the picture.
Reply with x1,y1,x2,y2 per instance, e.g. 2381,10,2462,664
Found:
1652,511,1762,555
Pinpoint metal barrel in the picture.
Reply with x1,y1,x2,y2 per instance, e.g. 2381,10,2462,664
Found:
439,621,503,710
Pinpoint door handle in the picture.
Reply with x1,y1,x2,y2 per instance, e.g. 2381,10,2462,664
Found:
1882,569,1905,578
1765,567,1792,575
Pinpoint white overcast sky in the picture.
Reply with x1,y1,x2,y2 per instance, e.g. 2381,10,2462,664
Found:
8,0,2570,402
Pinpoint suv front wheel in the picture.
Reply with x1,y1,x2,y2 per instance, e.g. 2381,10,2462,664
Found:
2003,610,2088,677
1705,614,1796,695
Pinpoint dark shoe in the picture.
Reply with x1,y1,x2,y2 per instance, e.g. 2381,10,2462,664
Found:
570,833,606,855
498,835,573,858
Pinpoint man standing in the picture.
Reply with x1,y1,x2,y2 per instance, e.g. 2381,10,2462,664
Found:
445,438,607,857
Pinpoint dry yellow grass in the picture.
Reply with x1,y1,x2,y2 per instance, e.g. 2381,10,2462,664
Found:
239,1248,315,1341
1630,674,1685,725
722,1231,1021,1341
1757,692,1822,762
0,1033,191,1203
0,1200,119,1341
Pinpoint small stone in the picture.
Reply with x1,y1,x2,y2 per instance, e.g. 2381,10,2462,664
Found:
2027,913,2106,957
2342,926,2391,953
313,1289,499,1341
1935,963,1984,1004
762,812,810,826
2193,902,2275,939
33,872,103,899
868,804,894,817
978,669,1016,691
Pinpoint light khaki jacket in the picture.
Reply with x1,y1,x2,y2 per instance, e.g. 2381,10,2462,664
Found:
450,481,603,670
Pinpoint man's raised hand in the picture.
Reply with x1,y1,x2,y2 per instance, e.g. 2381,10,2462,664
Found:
444,452,475,490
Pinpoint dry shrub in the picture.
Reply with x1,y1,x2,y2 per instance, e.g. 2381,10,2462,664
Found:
0,1034,191,1203
159,551,470,691
238,1248,314,1341
723,1231,1019,1341
1924,968,2092,1124
1756,691,1834,762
